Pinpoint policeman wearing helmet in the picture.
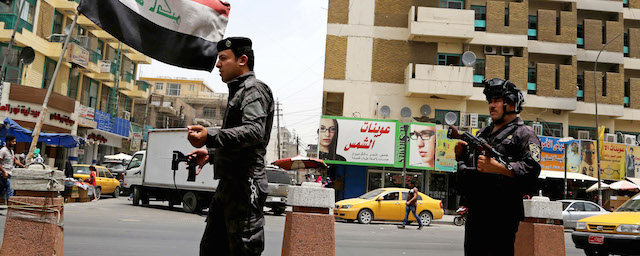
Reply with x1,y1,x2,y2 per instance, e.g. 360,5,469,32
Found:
454,78,541,255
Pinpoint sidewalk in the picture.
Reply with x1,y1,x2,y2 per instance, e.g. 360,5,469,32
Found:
433,214,457,226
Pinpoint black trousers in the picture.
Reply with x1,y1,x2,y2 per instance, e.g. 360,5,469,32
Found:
200,178,267,256
464,210,521,256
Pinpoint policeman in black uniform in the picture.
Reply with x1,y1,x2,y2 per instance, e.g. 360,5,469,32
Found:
187,37,274,256
454,78,541,256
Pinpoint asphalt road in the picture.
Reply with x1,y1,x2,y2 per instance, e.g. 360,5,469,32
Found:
0,197,587,256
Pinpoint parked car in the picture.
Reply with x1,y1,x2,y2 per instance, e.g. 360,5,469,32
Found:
72,164,122,199
572,193,640,256
559,200,609,229
265,166,292,215
103,160,127,191
334,188,444,226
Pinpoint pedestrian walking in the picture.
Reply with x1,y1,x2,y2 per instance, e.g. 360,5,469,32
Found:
454,78,541,256
187,37,274,256
397,180,423,230
0,135,25,204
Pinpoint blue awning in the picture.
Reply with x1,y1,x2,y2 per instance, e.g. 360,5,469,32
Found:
0,118,84,148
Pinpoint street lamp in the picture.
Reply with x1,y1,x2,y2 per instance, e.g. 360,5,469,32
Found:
594,33,622,206
559,136,575,199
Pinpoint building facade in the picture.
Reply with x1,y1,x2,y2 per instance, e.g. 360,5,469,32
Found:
0,0,151,167
322,0,640,211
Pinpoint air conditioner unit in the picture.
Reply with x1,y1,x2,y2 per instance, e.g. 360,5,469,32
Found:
604,133,616,143
578,130,590,140
528,61,536,68
484,46,497,55
625,134,637,145
532,123,543,136
501,47,515,56
77,35,90,49
123,111,131,121
48,34,66,43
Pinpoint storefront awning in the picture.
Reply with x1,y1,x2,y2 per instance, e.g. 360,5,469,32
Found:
627,177,640,186
0,118,84,148
539,170,598,182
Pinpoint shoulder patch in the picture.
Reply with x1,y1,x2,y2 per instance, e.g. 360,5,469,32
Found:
529,143,541,162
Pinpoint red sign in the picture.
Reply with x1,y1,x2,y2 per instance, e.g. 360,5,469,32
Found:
588,235,604,245
88,133,107,143
0,104,75,126
49,113,75,126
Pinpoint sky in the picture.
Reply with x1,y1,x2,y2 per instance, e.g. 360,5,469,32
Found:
138,0,329,153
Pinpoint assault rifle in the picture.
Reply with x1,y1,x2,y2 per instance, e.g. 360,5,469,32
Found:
447,125,512,171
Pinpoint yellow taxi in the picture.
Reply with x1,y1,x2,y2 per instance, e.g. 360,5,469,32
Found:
572,193,640,256
334,188,444,225
72,164,121,199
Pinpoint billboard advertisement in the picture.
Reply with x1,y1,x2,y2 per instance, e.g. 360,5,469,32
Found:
539,136,565,171
626,146,640,178
407,123,436,170
434,129,457,172
600,142,625,180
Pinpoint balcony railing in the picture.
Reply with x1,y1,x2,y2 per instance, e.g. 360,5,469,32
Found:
90,51,101,64
0,14,32,33
409,6,474,42
405,63,473,97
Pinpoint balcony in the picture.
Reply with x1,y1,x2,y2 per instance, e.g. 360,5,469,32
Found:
624,57,640,70
577,49,624,64
46,0,78,13
573,101,624,117
577,0,622,13
408,6,475,43
624,7,640,21
405,63,473,97
126,51,152,64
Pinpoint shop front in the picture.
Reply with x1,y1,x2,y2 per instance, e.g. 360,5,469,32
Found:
0,83,78,169
76,109,130,165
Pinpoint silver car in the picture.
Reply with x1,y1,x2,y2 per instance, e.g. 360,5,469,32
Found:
265,166,292,216
559,200,609,229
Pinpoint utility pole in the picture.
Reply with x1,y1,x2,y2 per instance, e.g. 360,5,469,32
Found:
296,135,300,155
276,99,282,159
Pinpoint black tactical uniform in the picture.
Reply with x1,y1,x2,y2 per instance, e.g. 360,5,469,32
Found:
200,38,274,256
457,78,541,256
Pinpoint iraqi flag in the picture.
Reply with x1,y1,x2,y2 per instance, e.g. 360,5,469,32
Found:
78,0,230,71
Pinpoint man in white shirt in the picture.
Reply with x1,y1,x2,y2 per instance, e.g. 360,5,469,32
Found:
0,135,25,203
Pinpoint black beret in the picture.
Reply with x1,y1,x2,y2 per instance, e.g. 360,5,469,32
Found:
216,37,252,52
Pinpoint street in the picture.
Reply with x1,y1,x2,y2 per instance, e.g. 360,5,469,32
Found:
0,197,587,256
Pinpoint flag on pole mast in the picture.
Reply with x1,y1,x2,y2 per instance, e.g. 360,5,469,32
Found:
78,0,231,71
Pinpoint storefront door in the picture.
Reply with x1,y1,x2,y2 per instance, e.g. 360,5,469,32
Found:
367,169,424,192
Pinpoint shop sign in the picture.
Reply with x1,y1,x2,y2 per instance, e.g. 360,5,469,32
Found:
88,133,107,143
86,129,122,148
539,136,565,171
434,129,457,172
95,110,130,138
600,142,625,180
318,117,397,166
79,105,95,120
77,149,84,155
67,43,90,68
0,103,75,126
99,60,112,73
130,132,143,151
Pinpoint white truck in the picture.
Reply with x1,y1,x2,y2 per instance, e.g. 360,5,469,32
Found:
124,128,291,214
124,129,217,213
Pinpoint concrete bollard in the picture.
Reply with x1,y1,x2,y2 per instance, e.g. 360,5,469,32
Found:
0,164,65,256
281,182,335,256
514,196,565,256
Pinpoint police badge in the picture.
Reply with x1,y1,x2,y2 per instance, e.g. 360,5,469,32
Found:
530,143,541,162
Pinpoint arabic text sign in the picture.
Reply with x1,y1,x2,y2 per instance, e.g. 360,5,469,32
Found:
539,136,565,171
435,129,457,172
67,43,90,68
319,117,396,165
601,142,625,180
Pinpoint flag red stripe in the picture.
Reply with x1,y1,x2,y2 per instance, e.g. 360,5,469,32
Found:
191,0,230,18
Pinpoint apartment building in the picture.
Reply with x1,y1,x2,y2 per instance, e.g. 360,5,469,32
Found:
0,0,151,167
138,77,228,127
322,0,640,210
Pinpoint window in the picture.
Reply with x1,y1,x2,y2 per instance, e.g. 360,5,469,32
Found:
98,170,105,178
471,5,486,31
555,66,560,90
556,17,561,36
155,82,164,90
571,202,585,211
402,192,422,201
528,67,537,94
89,79,99,108
439,0,464,9
19,0,35,24
569,126,609,140
528,15,537,40
504,7,509,26
43,57,57,89
52,11,63,35
382,192,400,201
167,83,181,96
602,25,607,44
473,59,485,87
203,107,216,118
524,121,563,137
602,73,607,97
584,202,600,212
0,45,20,83
190,84,195,91
624,0,629,8
124,96,133,112
67,68,80,99
323,92,344,116
577,24,584,48
437,53,461,66
577,74,584,101
625,81,630,108
505,58,510,80
624,33,629,57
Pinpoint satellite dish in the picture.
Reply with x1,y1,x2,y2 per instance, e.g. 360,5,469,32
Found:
19,46,35,65
400,107,412,118
462,51,477,67
637,134,640,145
380,105,391,118
444,112,458,125
420,104,431,117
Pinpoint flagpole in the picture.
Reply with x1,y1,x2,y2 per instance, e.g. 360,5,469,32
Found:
26,14,79,163
0,0,27,86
